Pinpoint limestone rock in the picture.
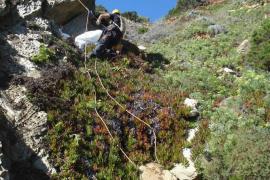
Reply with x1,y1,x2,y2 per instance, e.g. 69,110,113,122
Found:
184,98,200,118
138,45,147,51
0,141,9,180
237,39,250,54
26,17,50,31
0,0,9,17
140,163,177,180
62,13,96,37
45,0,95,25
17,0,44,19
208,24,228,36
184,98,198,110
187,127,199,143
223,67,235,74
170,148,197,180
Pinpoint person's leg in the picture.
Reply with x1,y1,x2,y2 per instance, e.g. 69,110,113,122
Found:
89,41,107,58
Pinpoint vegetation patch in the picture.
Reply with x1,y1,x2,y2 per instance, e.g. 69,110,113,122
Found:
31,44,55,64
138,27,149,34
122,11,149,23
247,18,270,71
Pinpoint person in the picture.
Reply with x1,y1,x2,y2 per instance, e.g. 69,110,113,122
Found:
89,9,124,59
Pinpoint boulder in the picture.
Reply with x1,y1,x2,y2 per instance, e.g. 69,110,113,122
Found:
45,0,95,25
170,148,197,180
237,39,250,54
184,98,200,118
207,24,228,36
140,163,177,180
184,98,198,110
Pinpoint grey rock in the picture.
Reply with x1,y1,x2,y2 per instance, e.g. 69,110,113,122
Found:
188,10,200,18
184,98,200,118
207,24,228,36
189,109,200,118
17,0,44,19
27,17,50,31
237,39,250,54
0,0,9,17
0,141,9,180
45,0,95,25
62,13,96,37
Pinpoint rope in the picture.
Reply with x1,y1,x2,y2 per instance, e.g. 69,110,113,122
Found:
94,60,160,163
77,0,138,168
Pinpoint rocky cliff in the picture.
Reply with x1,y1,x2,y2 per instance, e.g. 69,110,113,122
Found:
0,0,94,179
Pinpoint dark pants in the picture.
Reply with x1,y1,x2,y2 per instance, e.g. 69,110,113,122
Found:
91,25,122,59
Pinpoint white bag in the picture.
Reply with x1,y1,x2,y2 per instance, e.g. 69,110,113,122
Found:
75,30,103,50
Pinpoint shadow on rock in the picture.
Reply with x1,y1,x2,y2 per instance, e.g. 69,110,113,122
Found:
0,11,34,90
0,111,50,180
0,36,23,90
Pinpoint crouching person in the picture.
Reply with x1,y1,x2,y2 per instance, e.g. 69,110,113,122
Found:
89,9,124,59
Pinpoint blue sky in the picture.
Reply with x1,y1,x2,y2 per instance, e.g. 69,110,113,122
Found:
96,0,177,22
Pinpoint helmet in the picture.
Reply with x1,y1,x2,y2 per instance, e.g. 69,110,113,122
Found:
112,9,120,14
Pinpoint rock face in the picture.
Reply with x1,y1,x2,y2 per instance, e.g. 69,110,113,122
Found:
0,141,9,180
45,0,95,25
0,17,54,176
0,0,9,17
16,0,44,19
0,0,95,177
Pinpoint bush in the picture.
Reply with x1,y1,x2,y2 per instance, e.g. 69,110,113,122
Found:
203,127,270,179
247,19,270,71
31,44,55,64
122,11,149,23
138,27,149,34
167,0,207,17
95,5,107,13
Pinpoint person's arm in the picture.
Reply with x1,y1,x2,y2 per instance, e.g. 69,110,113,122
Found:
96,13,111,25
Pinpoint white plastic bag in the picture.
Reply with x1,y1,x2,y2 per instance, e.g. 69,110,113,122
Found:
75,30,103,50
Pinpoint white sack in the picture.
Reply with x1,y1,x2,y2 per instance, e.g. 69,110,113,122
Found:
75,30,103,50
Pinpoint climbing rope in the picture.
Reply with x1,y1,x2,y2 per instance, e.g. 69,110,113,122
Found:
94,60,159,163
77,0,159,167
77,0,138,168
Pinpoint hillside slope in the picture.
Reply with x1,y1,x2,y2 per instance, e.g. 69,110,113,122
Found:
0,0,270,179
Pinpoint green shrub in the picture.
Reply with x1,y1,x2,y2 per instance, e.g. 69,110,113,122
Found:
138,27,149,34
122,11,149,23
247,19,270,71
237,70,270,100
95,5,107,13
203,127,270,179
31,44,55,64
167,0,207,17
